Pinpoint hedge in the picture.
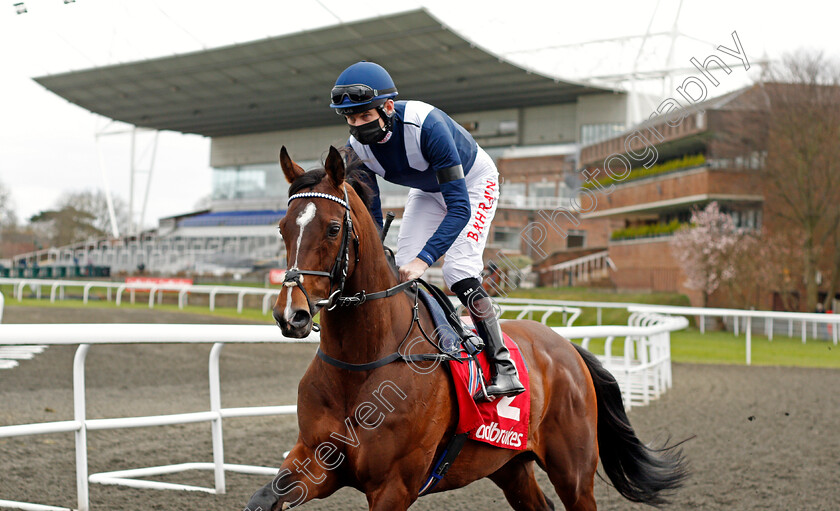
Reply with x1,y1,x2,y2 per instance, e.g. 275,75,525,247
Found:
610,219,685,241
584,154,706,189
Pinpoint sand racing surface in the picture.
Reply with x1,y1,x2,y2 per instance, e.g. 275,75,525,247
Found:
2,305,839,510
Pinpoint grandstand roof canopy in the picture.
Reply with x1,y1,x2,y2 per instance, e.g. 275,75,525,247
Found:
34,9,616,138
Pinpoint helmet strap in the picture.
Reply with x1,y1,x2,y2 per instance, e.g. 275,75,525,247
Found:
377,105,394,132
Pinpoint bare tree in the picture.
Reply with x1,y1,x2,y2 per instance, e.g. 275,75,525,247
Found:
56,189,130,237
757,51,840,311
725,229,804,311
29,207,105,247
28,189,130,247
0,179,16,228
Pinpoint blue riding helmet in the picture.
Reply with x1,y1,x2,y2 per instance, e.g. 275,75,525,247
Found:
330,61,398,115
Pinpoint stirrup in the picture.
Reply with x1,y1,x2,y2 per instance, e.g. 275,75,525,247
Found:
473,375,495,402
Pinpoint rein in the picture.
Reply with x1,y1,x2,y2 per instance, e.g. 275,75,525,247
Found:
315,278,460,371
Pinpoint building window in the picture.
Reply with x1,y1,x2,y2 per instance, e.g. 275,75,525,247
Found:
580,123,625,146
530,182,557,198
491,227,522,250
567,229,586,248
498,120,518,135
460,121,479,132
500,182,526,206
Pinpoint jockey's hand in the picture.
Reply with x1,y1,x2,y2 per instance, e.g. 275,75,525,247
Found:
399,258,430,282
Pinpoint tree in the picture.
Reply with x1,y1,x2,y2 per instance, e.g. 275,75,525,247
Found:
724,229,803,311
29,207,105,247
670,202,742,307
0,179,16,228
55,189,130,236
756,51,840,311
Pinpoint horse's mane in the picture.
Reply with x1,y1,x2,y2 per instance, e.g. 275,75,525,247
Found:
288,148,374,211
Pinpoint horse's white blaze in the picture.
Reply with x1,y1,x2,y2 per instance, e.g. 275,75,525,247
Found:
285,202,317,322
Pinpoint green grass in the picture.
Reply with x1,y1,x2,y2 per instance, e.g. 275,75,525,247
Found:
2,291,271,324
4,285,837,369
577,328,839,369
500,287,691,327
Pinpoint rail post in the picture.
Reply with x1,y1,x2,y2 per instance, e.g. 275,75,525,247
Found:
74,344,91,511
210,288,219,312
148,285,158,309
209,343,226,494
745,316,752,366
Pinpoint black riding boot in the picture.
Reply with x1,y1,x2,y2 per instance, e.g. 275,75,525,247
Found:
471,303,525,401
451,278,525,401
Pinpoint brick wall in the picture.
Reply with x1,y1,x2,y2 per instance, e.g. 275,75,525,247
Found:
588,168,757,215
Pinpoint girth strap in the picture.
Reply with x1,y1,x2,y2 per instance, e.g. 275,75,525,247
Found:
316,347,450,372
418,432,470,496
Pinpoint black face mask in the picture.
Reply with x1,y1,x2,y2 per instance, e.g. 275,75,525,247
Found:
349,117,388,145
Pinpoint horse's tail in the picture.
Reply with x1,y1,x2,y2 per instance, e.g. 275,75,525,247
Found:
572,343,690,506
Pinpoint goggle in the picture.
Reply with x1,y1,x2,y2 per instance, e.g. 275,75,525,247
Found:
331,84,378,105
330,84,396,105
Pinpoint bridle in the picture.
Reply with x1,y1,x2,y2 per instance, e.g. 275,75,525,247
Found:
281,186,360,316
282,185,418,314
279,184,462,371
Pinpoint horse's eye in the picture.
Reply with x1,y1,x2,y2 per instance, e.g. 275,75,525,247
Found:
328,223,341,237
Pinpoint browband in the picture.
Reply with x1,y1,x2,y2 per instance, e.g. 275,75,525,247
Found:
288,192,348,208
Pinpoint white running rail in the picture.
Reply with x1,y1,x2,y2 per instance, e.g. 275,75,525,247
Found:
0,324,316,511
554,312,688,410
628,305,840,364
0,314,686,510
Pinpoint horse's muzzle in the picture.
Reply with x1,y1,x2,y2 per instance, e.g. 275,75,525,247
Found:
245,482,279,511
273,307,312,338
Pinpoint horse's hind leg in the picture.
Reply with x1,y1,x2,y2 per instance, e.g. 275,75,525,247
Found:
489,458,555,510
543,437,598,511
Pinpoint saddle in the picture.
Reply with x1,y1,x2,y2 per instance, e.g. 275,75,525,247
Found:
414,279,484,357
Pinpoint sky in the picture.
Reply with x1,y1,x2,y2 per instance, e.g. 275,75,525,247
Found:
1,0,838,232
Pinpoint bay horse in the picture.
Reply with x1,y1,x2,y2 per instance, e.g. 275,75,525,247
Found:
246,146,688,511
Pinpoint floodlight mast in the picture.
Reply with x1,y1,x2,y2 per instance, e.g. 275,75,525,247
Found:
95,122,159,238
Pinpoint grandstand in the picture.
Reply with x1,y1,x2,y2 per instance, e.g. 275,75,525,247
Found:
16,9,632,278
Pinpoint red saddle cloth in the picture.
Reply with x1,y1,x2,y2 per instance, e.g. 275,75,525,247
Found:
446,331,530,450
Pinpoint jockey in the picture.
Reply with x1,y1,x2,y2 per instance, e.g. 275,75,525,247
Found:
330,61,524,399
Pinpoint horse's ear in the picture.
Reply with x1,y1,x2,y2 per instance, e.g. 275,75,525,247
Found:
324,146,345,187
279,146,305,183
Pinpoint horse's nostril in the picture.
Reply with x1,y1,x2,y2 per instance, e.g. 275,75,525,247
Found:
290,310,311,328
272,309,285,326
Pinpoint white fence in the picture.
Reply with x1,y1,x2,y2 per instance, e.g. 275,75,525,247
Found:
2,278,281,316
555,313,687,409
0,324,317,511
628,305,840,365
0,311,684,511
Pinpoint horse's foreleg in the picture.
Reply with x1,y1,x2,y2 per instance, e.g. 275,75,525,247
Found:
245,443,341,511
365,486,414,511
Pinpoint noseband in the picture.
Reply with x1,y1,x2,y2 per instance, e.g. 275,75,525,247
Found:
282,186,360,314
